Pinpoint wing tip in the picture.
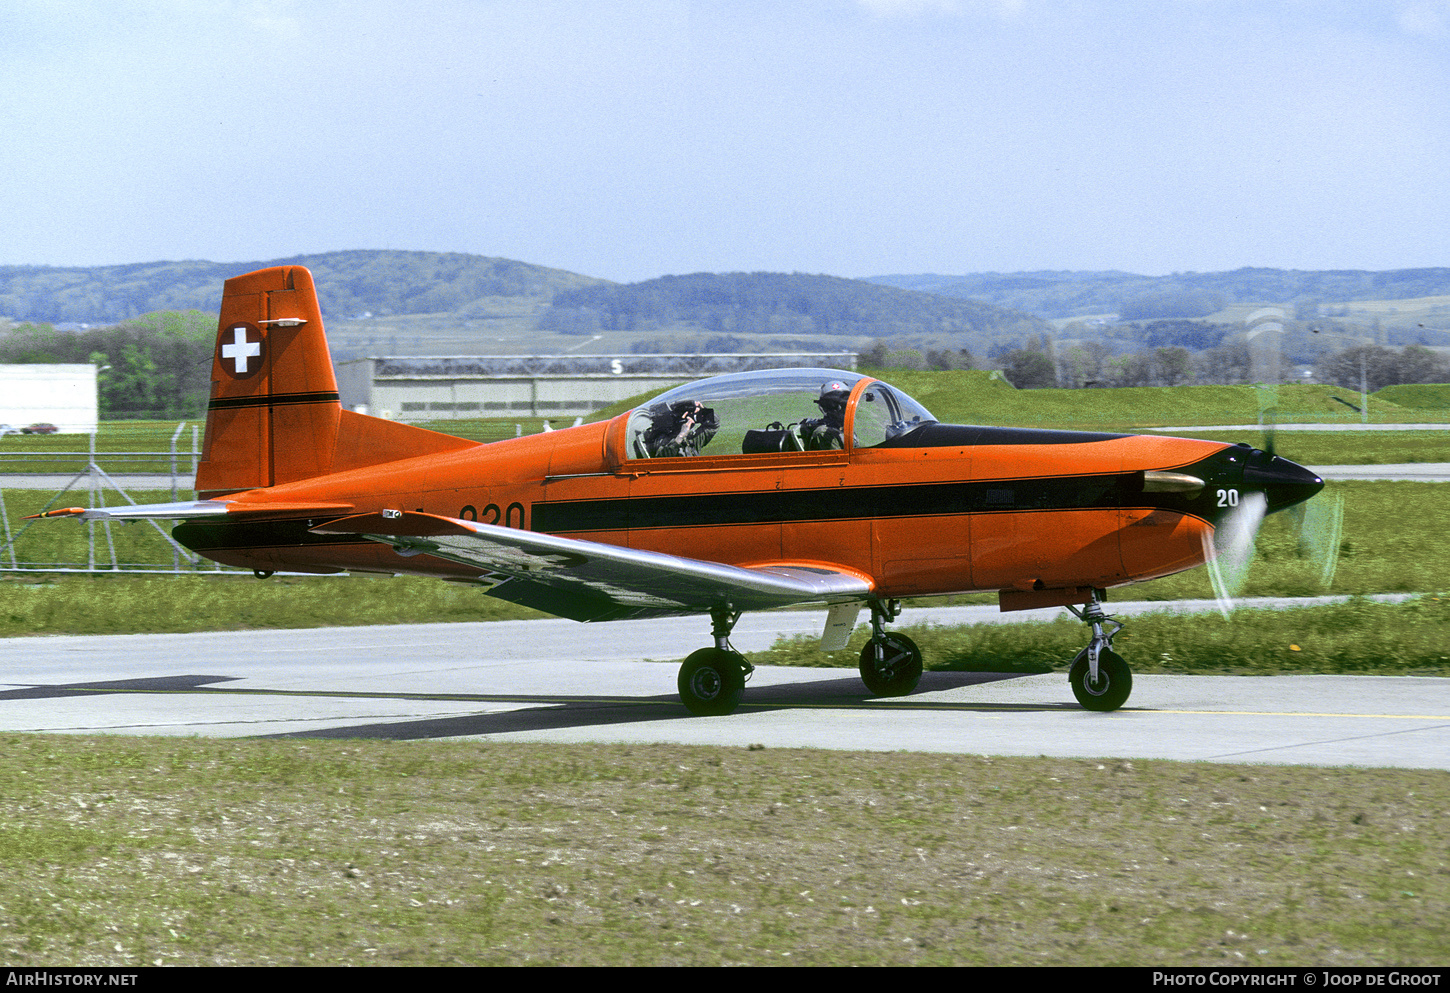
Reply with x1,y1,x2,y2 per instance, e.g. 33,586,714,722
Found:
24,507,87,520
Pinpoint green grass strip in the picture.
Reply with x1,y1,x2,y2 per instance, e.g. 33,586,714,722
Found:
0,736,1445,966
759,596,1450,677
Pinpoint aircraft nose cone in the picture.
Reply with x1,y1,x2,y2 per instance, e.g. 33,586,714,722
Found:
1243,454,1324,513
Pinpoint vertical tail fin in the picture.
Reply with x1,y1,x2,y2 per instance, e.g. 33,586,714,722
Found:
195,266,342,497
195,265,477,498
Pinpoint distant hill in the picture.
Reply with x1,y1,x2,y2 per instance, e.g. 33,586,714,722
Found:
0,250,608,324
543,272,1052,341
866,268,1450,320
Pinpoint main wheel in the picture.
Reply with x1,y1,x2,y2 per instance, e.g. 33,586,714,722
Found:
1068,647,1132,712
858,633,923,697
678,648,747,716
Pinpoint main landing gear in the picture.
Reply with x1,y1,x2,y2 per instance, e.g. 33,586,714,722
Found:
677,607,755,717
1065,592,1132,712
676,599,929,716
858,599,922,697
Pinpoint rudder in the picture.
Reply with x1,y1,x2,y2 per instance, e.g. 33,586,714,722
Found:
196,266,342,497
195,265,478,499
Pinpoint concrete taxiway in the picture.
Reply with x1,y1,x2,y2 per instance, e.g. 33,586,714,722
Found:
2,601,1445,770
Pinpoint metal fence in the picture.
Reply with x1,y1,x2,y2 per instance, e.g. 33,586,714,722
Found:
0,426,249,574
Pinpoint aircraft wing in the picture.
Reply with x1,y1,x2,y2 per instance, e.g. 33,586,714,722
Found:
312,511,873,622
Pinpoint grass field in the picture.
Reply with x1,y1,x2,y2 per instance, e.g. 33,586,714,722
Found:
1,736,1445,966
0,421,205,476
757,596,1450,677
852,375,1450,429
1165,430,1450,465
1374,383,1450,410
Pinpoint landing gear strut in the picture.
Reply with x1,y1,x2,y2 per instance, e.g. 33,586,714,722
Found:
677,606,754,716
858,599,923,697
1065,591,1132,712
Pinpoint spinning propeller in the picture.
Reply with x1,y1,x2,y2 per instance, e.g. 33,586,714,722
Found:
1202,489,1268,617
1199,404,1345,616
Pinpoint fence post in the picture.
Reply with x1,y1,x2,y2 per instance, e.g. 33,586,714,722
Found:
87,432,97,572
170,422,185,502
0,490,15,569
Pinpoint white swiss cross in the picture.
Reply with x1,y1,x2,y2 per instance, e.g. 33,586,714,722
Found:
221,326,262,375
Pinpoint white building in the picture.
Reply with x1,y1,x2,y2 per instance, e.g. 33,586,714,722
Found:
0,364,99,434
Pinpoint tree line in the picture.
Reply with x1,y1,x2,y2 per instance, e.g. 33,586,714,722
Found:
863,334,1450,391
0,312,213,419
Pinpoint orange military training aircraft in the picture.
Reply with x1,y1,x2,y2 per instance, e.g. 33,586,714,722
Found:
35,265,1330,716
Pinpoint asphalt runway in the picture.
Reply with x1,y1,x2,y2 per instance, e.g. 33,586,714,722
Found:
3,600,1446,771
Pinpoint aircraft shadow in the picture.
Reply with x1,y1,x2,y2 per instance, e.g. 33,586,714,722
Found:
0,675,241,700
3,671,1082,741
262,669,1081,740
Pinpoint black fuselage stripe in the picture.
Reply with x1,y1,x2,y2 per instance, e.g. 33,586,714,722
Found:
534,475,1146,533
208,391,340,410
529,448,1236,533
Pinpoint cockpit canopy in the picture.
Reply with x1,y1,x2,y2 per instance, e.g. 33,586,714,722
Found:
625,368,936,459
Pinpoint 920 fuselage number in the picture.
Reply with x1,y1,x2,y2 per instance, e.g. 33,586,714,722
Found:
459,503,527,528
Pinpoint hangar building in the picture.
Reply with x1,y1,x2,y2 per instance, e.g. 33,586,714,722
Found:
336,353,858,420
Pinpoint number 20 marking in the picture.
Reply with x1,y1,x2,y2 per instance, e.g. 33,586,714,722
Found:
1216,488,1239,508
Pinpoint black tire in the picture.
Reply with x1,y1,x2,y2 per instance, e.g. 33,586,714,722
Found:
1068,647,1132,712
858,633,923,697
678,648,747,716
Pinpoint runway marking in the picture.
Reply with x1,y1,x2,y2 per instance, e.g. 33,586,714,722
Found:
1149,708,1450,721
251,644,461,653
1208,722,1450,761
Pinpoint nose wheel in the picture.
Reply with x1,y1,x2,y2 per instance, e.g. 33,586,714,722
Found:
1065,594,1132,711
1068,646,1132,711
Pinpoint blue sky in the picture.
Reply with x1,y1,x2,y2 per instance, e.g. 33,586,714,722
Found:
3,0,1448,283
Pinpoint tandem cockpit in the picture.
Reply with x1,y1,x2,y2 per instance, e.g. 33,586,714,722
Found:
625,369,937,460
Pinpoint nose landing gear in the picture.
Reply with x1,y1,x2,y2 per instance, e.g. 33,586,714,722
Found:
1065,593,1131,711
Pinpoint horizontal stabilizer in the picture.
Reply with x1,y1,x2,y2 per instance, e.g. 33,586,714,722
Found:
28,499,355,522
314,510,872,621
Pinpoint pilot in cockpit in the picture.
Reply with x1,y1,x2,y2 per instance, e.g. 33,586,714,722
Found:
801,380,850,450
639,399,719,458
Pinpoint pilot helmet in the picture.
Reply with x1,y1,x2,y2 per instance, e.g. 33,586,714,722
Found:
817,381,850,412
